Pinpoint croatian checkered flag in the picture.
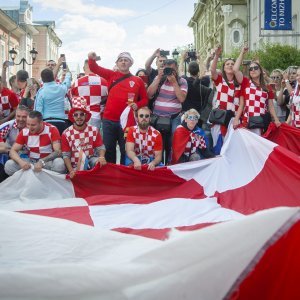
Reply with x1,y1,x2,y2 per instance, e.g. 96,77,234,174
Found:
74,140,89,171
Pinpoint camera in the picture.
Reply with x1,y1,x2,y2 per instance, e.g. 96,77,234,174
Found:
60,54,67,69
160,50,170,57
242,60,251,65
163,67,173,76
185,51,197,63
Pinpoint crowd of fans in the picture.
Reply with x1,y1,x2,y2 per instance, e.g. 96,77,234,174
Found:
0,45,299,182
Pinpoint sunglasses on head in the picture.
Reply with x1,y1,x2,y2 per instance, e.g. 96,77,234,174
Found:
139,114,150,119
73,112,86,118
249,65,259,71
187,115,199,121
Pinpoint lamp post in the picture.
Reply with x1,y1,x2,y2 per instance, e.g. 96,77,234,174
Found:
9,47,38,70
172,48,179,61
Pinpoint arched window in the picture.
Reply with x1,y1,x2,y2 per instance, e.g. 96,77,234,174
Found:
233,30,240,43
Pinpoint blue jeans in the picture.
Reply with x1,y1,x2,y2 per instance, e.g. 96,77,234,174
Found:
102,119,125,164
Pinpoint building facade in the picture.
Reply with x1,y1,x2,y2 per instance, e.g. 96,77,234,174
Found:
32,21,62,79
189,0,300,60
0,0,62,79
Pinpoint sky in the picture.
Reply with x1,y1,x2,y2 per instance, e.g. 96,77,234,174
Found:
1,0,196,74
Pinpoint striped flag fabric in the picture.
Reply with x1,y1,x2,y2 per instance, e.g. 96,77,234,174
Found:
1,125,300,299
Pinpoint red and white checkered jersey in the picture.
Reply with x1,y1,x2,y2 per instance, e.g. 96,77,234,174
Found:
291,86,300,128
213,74,241,112
71,74,108,120
16,122,60,160
0,87,19,118
0,119,19,144
241,77,274,118
126,125,162,159
61,124,103,168
176,126,206,156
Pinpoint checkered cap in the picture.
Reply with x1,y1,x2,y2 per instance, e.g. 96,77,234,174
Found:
68,96,92,123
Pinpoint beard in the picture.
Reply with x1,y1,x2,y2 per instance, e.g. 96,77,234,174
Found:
138,120,149,130
74,119,86,127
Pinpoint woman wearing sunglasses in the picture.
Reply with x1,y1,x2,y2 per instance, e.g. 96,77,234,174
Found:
171,109,214,164
210,45,244,153
286,67,300,128
269,69,286,123
233,46,281,135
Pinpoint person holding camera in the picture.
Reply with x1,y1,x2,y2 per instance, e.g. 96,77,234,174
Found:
145,48,168,85
147,58,187,164
88,51,148,165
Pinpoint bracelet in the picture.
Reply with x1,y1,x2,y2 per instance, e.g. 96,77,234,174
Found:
39,159,46,167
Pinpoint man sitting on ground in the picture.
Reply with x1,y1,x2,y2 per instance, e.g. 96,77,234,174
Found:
61,96,106,179
126,106,163,171
0,105,30,181
5,110,65,176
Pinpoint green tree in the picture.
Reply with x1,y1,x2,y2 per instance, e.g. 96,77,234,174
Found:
223,43,300,72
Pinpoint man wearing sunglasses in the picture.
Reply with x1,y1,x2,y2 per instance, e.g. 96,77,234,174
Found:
125,106,162,171
61,96,106,178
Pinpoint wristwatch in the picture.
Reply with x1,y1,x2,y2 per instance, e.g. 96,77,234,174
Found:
39,159,46,167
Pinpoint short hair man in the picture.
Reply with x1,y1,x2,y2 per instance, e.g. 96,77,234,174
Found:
34,68,71,135
0,76,19,125
126,106,162,171
88,51,148,164
71,59,108,129
5,110,66,176
145,48,168,85
61,97,106,179
0,105,30,181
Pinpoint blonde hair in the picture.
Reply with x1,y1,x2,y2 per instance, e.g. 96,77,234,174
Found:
182,109,200,122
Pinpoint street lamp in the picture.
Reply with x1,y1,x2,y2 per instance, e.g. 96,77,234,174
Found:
172,48,179,60
9,47,38,70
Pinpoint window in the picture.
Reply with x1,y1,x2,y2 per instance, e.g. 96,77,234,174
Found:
231,29,243,47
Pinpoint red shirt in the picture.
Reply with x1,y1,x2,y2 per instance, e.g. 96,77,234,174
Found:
61,124,103,168
0,87,19,118
126,125,162,159
241,77,275,118
71,74,108,119
16,122,60,160
88,59,148,121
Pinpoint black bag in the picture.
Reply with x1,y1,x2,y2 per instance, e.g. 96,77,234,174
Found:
248,116,265,129
209,108,234,127
248,113,272,130
155,116,171,133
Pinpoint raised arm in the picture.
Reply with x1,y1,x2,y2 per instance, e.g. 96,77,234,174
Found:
88,51,114,80
233,45,249,84
145,48,160,74
210,46,221,81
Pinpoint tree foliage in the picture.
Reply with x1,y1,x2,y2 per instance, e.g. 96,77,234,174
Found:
224,43,300,72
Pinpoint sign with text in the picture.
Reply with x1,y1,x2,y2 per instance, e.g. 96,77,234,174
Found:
264,0,292,30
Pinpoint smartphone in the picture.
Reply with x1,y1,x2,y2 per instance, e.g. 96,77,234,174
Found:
160,50,170,57
27,78,33,86
95,55,101,61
